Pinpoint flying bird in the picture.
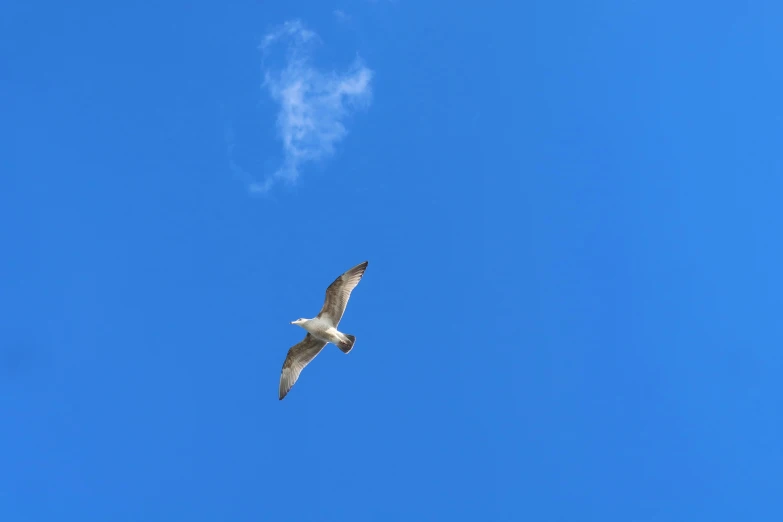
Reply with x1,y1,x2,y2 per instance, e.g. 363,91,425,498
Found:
278,261,369,400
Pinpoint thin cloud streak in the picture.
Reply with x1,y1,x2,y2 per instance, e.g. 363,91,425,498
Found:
333,10,350,23
251,20,373,194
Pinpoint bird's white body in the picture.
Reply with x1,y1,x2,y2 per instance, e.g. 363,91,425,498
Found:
294,317,346,346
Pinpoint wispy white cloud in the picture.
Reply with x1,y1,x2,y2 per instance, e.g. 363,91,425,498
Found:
333,9,350,23
260,19,318,50
244,19,372,194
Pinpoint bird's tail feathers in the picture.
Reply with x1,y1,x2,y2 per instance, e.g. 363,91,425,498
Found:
336,334,356,354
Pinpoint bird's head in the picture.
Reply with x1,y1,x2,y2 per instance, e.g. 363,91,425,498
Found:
291,318,307,327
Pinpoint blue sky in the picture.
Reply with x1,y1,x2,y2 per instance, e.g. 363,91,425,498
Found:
2,0,782,520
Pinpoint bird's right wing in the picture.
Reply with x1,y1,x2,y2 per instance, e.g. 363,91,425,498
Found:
279,333,328,400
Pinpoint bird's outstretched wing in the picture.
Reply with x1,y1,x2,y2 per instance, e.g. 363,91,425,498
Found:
279,333,328,400
317,261,368,327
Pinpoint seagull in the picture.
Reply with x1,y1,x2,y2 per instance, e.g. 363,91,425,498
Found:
278,261,369,400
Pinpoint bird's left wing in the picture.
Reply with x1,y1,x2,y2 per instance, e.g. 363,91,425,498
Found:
317,261,368,326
